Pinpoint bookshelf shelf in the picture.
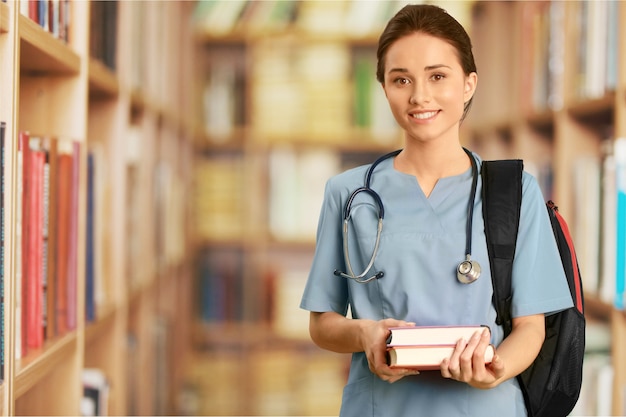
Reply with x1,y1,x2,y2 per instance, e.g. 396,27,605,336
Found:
14,332,76,398
18,16,79,74
87,58,119,98
84,304,118,344
585,295,614,323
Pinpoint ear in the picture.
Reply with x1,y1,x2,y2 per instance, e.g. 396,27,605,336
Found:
463,72,478,102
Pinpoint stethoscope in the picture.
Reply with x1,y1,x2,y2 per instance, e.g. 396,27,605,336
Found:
333,148,481,284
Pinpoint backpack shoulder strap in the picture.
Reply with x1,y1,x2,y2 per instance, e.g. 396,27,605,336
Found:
481,159,523,336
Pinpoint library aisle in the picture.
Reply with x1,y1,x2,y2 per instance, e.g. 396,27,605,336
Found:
1,0,626,416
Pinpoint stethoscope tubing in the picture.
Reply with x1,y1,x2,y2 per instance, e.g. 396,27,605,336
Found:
335,147,480,284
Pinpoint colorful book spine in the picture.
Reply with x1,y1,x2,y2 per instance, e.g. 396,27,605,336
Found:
85,152,95,323
66,141,80,330
615,138,626,310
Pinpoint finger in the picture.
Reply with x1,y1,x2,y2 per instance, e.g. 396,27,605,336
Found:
460,330,484,376
469,329,491,379
440,358,452,378
383,367,420,383
446,337,466,378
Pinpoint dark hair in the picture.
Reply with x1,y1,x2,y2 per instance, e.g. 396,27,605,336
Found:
376,4,477,118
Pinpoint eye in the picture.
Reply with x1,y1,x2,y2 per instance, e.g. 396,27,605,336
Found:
431,73,446,81
393,77,411,86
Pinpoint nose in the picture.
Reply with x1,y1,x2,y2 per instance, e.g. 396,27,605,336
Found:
409,80,431,105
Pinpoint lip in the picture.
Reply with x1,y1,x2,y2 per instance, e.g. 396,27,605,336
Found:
409,110,439,123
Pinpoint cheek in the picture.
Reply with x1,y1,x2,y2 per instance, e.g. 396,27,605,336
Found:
384,88,408,109
437,85,467,113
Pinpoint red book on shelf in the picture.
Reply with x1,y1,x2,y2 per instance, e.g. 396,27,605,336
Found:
387,344,496,370
26,148,45,349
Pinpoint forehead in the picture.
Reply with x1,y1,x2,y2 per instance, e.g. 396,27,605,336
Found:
385,32,461,69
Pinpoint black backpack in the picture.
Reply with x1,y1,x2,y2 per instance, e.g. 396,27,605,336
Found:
481,160,585,417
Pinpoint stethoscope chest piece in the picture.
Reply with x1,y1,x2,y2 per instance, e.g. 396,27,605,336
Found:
457,255,481,284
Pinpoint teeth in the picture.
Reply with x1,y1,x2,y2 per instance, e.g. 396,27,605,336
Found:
412,111,437,120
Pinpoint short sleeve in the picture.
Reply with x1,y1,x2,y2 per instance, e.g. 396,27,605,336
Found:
300,176,350,315
510,173,574,317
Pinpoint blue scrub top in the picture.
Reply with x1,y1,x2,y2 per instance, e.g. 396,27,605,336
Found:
300,152,573,417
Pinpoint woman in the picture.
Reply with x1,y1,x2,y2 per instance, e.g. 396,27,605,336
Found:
299,4,573,417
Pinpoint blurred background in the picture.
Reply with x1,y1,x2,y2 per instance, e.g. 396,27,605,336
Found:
2,0,622,416
189,1,621,415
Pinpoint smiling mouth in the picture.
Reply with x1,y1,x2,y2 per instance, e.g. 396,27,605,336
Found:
411,111,438,120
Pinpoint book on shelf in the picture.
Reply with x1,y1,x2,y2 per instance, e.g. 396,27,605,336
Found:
268,147,340,241
25,137,46,350
16,134,80,350
81,368,110,416
600,139,617,305
197,247,246,322
20,0,70,43
201,45,246,142
351,49,397,142
615,137,626,310
387,344,496,370
89,0,118,70
572,155,601,295
572,0,618,100
1,121,5,380
67,141,80,330
250,39,351,142
15,132,24,358
44,137,58,340
194,153,245,241
192,0,248,37
386,325,490,346
85,152,95,323
55,139,79,335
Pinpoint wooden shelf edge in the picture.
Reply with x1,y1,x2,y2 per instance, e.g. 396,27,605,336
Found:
18,14,79,74
0,1,9,33
566,93,615,122
84,303,118,344
14,332,77,398
88,57,119,98
585,293,614,322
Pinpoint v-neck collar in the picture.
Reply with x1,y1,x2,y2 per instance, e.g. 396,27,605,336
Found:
380,155,474,207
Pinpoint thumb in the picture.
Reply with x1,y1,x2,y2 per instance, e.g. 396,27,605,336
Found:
490,354,506,378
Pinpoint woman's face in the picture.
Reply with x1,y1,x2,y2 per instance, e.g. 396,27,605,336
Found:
381,32,477,145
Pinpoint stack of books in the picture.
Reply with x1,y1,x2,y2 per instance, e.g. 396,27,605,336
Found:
386,325,495,370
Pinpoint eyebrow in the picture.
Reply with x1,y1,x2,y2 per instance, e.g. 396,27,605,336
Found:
387,64,452,74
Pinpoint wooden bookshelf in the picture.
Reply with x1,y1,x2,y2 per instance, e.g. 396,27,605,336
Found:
0,1,194,415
